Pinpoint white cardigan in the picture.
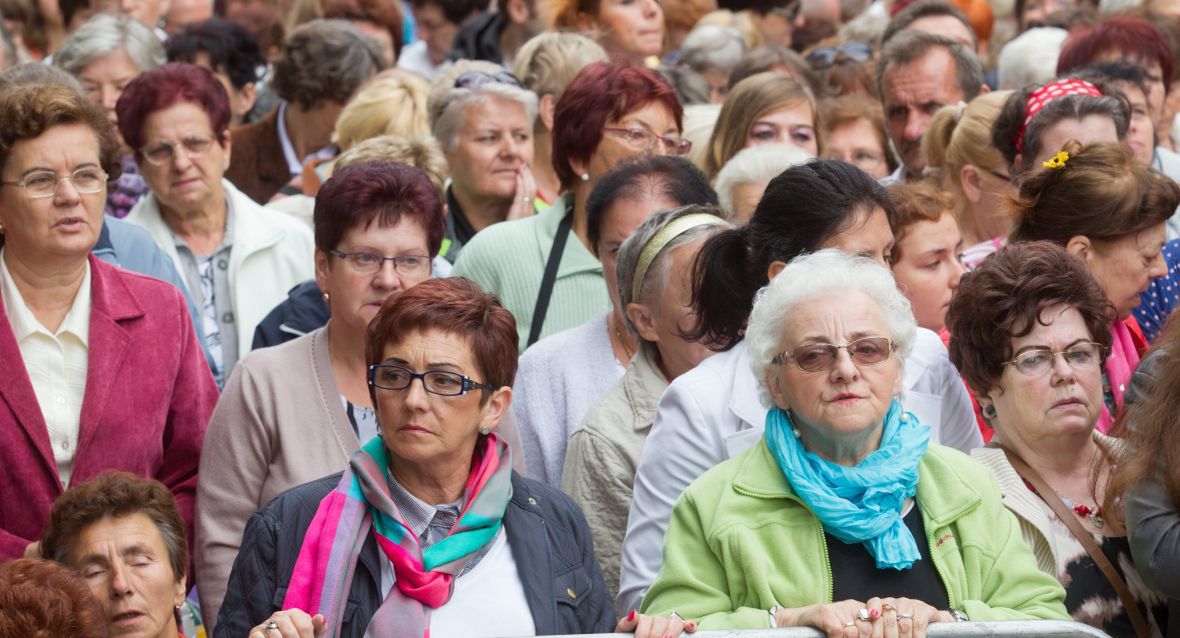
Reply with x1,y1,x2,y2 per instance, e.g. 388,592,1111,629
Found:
125,179,315,362
615,328,981,615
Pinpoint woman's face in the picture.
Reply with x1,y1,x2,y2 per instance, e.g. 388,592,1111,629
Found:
1081,224,1168,319
823,118,889,179
77,49,141,130
375,329,507,472
581,100,680,184
747,101,818,156
766,288,902,441
596,190,680,312
138,101,230,219
1113,81,1156,166
446,96,534,206
315,215,433,335
0,123,107,263
412,2,462,66
819,205,895,267
69,512,186,638
632,239,716,379
985,304,1104,442
890,212,965,332
592,0,664,62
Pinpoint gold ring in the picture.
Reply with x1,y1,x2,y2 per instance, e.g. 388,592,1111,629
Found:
857,608,871,622
897,613,913,620
882,603,897,612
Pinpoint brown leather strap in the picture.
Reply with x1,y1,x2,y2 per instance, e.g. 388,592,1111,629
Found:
999,444,1151,638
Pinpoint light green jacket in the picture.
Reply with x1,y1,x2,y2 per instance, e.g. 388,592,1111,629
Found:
641,441,1070,628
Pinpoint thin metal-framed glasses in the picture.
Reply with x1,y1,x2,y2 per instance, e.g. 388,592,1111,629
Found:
330,250,432,275
368,364,494,396
772,336,896,373
139,136,216,166
602,127,692,156
1003,342,1106,377
1,167,109,198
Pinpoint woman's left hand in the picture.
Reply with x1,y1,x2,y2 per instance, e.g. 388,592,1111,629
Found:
615,609,697,638
863,597,954,638
506,164,537,221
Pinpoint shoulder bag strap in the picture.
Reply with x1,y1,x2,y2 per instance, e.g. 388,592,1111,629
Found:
527,211,574,348
998,444,1151,638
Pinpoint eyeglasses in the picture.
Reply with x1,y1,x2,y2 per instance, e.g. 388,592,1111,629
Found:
330,250,432,275
369,364,494,396
768,0,801,21
140,136,216,166
602,127,692,156
453,70,525,91
1003,342,1106,377
1,167,109,198
772,336,896,372
806,41,874,69
984,168,1012,182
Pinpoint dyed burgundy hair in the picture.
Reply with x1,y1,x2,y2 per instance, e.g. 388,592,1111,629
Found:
1057,17,1173,91
0,559,107,638
365,278,519,404
551,61,683,191
115,62,232,154
314,160,445,257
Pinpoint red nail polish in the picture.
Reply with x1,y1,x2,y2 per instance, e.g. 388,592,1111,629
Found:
870,609,880,619
687,622,697,631
627,610,637,622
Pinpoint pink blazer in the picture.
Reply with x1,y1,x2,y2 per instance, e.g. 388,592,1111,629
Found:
0,254,218,562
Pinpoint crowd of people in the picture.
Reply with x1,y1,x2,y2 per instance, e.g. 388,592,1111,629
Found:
4,0,1180,635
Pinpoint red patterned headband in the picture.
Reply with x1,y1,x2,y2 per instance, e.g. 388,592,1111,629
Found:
1015,78,1104,155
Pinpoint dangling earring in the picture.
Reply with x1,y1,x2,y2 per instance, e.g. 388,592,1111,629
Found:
580,173,590,181
792,427,801,439
982,404,997,419
480,425,491,435
322,291,330,303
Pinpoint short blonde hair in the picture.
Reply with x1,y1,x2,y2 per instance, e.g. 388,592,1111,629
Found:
335,134,449,199
332,69,431,150
703,72,819,179
512,32,606,99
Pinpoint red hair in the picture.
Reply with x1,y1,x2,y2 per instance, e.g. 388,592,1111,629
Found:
1057,17,1173,91
551,61,683,191
314,160,446,257
116,63,232,154
0,559,107,638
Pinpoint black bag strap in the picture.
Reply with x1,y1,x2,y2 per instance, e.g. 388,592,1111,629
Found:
527,211,574,347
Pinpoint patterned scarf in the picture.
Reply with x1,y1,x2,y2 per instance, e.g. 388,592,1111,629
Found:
283,434,513,637
764,400,930,570
1096,318,1145,434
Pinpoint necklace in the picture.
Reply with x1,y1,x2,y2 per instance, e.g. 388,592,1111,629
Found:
1022,479,1105,528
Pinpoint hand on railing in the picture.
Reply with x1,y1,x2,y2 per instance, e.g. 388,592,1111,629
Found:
774,597,953,638
615,608,698,638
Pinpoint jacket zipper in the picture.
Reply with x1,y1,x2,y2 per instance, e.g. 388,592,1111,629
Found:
733,486,834,603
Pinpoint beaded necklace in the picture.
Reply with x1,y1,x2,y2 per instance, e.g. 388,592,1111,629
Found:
1022,478,1105,528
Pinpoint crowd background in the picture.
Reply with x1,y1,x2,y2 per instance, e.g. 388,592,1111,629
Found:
5,0,1180,635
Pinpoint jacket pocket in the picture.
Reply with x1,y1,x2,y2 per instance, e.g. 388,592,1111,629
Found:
555,565,594,628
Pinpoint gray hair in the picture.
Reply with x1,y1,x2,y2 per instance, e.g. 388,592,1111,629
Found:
876,30,985,106
839,12,887,47
617,205,731,347
0,62,85,92
997,27,1068,90
428,59,539,151
714,143,813,219
512,32,606,99
746,249,917,406
55,13,165,76
679,25,746,74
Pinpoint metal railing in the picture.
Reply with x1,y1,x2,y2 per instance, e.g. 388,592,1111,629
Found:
545,621,1110,638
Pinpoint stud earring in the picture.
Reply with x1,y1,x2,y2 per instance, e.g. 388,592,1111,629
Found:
580,173,590,181
982,404,997,419
322,291,330,303
480,425,491,435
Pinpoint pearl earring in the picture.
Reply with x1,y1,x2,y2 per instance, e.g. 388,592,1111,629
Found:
322,291,330,303
480,425,491,435
580,173,590,181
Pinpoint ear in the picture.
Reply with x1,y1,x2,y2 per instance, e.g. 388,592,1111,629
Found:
1065,235,1092,262
314,248,332,296
766,260,787,280
235,83,258,121
959,164,983,204
538,93,557,133
173,573,187,608
625,302,660,343
568,154,588,182
574,11,597,33
977,83,990,96
220,131,232,169
505,0,531,25
765,369,790,410
480,386,513,433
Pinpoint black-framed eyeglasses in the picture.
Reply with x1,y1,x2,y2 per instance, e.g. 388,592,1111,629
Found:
1,167,109,198
454,70,525,91
368,364,494,396
806,41,874,69
984,168,1012,182
1003,342,1106,377
330,250,432,275
140,135,217,166
772,336,896,372
602,127,692,156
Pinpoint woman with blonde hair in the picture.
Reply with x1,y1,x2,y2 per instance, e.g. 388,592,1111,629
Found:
332,69,431,150
921,90,1014,270
702,72,820,180
547,0,665,63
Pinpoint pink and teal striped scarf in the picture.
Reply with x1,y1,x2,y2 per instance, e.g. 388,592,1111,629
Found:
282,434,513,637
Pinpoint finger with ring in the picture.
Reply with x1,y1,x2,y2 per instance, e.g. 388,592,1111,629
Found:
896,613,913,620
857,608,872,622
265,619,279,634
882,603,897,613
669,611,684,622
843,620,857,628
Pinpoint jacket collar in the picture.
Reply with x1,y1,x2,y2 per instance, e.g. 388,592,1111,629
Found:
531,196,602,280
310,324,360,458
503,474,557,635
624,346,669,432
723,345,768,430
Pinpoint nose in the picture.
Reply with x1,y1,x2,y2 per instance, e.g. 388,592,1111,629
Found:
829,347,860,382
643,0,660,17
402,372,431,409
948,258,966,288
372,259,404,292
1048,351,1076,382
903,110,927,141
101,85,119,112
171,146,195,171
1148,252,1168,279
52,176,83,205
109,562,133,598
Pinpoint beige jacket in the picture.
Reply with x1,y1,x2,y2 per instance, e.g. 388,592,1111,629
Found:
562,346,668,598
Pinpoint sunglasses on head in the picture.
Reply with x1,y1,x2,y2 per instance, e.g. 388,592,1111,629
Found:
453,70,525,90
806,41,874,69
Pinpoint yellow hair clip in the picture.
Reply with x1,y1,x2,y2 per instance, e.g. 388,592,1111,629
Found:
1043,150,1069,169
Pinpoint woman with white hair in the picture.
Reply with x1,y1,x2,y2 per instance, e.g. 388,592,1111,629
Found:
640,249,1069,635
54,12,164,218
677,25,747,103
997,27,1069,90
714,143,813,221
427,59,539,262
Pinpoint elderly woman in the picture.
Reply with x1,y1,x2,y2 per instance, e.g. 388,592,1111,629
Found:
54,13,164,218
563,204,729,595
0,558,107,637
1007,140,1174,432
703,72,821,180
887,183,964,334
119,63,315,383
511,156,717,486
216,277,690,638
641,249,1069,634
0,83,216,563
427,60,539,262
821,94,895,180
715,143,813,222
676,25,747,104
617,161,981,615
948,242,1169,635
549,0,664,64
40,472,192,638
453,61,689,349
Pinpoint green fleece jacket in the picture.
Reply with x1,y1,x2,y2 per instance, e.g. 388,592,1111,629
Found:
641,441,1069,628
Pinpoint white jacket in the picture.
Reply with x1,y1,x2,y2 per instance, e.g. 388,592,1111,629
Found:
125,179,315,367
615,328,980,614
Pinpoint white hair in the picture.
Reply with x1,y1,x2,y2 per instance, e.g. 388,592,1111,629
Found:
427,59,539,151
54,13,165,76
746,249,917,406
715,143,813,218
682,103,721,173
679,25,747,74
997,28,1069,90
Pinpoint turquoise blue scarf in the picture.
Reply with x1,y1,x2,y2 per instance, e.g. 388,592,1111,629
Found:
764,400,930,570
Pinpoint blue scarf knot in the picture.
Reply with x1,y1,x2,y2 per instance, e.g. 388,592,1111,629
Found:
764,400,930,570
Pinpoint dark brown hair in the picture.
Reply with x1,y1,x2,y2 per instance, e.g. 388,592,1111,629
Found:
991,84,1128,175
0,559,107,638
0,83,122,182
887,181,954,262
945,241,1115,397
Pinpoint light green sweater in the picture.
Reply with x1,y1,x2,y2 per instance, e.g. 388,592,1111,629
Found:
450,195,611,351
641,441,1070,629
